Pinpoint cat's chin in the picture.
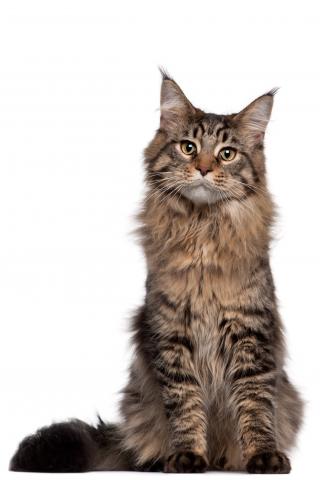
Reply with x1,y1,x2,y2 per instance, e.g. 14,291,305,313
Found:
181,183,222,206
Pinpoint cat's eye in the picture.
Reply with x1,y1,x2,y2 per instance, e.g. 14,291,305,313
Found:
218,147,237,162
180,140,197,155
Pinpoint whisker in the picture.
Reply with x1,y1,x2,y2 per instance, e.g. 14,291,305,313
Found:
231,178,268,195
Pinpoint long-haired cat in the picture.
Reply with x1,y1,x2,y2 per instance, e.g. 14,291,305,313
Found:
10,72,303,474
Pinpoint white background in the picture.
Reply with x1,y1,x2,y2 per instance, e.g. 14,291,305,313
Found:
0,0,319,478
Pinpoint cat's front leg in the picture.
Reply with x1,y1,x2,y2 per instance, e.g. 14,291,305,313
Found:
151,310,208,473
222,311,291,474
159,361,208,473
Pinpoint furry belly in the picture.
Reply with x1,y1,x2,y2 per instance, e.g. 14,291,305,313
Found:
192,308,225,399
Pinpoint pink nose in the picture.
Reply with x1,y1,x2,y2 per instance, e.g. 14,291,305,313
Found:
196,165,212,177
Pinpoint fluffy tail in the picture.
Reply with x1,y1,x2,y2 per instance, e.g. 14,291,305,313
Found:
10,418,133,472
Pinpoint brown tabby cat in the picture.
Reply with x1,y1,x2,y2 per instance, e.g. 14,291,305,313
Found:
10,72,303,474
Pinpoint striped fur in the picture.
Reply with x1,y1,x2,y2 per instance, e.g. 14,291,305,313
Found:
10,74,303,474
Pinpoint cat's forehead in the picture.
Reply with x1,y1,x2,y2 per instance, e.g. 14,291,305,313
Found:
184,113,237,145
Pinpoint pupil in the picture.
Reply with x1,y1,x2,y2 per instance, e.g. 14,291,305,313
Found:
187,144,192,151
225,150,230,157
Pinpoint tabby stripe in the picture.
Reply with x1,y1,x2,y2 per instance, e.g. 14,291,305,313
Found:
230,329,269,345
218,318,230,331
164,399,181,411
167,334,194,354
165,399,204,417
241,151,260,183
222,130,230,143
199,122,206,135
240,428,275,448
231,362,276,382
236,173,257,197
227,306,267,316
241,424,274,437
156,364,199,385
174,426,199,436
224,305,275,321
146,141,173,164
160,343,190,357
219,319,269,344
233,381,275,398
215,125,226,138
237,404,275,420
157,291,179,311
172,439,196,450
238,393,275,409
183,299,192,326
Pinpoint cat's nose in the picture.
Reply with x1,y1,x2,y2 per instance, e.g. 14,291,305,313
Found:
196,166,213,177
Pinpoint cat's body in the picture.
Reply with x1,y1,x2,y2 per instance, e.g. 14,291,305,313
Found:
10,73,303,474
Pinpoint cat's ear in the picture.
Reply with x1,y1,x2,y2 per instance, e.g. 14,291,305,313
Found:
160,70,197,131
234,89,277,145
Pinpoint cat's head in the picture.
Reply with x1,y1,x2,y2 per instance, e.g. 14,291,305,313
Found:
145,71,275,207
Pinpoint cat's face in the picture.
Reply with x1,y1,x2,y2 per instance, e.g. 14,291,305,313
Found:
145,73,275,207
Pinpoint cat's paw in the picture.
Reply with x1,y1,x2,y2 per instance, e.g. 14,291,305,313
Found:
246,450,291,474
164,451,208,473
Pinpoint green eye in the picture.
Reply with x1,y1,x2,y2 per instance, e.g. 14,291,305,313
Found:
180,140,197,155
219,147,236,162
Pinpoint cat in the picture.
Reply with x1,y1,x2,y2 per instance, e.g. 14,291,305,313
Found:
10,71,303,474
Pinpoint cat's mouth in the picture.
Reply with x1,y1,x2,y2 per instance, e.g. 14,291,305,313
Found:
181,180,224,205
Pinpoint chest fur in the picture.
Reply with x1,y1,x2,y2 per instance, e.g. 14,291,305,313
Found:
157,263,228,394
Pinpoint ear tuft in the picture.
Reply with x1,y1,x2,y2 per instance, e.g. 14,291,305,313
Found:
266,87,279,97
158,66,172,82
